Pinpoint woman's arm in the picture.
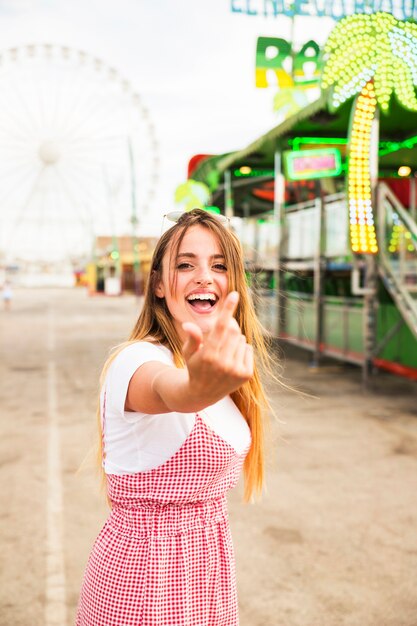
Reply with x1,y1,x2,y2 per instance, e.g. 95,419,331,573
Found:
125,292,253,414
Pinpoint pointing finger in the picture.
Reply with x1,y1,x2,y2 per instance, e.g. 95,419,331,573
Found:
209,291,239,343
224,290,239,313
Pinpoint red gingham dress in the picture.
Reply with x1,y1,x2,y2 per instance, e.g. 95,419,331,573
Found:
76,412,250,625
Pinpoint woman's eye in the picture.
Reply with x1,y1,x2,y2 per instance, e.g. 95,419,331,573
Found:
176,262,193,270
213,263,227,271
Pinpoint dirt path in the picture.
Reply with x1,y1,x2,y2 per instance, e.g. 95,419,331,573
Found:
1,288,416,626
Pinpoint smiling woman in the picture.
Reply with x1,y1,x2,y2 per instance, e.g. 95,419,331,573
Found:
76,208,276,626
153,225,229,339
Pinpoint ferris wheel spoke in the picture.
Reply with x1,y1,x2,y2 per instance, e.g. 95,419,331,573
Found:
58,77,133,142
52,188,80,264
60,163,105,212
3,165,46,254
58,96,125,145
0,103,37,143
54,66,109,139
0,86,34,138
52,163,98,235
35,74,48,134
0,155,35,174
66,135,151,173
48,53,77,136
67,154,127,176
62,143,127,165
32,182,48,261
0,153,34,169
65,157,123,175
0,162,41,208
83,108,135,142
67,141,128,165
0,161,33,185
64,134,127,150
0,133,34,148
5,75,44,135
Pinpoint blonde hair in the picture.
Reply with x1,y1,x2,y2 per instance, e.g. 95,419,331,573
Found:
98,209,276,501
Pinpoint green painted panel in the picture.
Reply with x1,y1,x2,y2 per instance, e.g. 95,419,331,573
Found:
301,302,316,341
285,296,316,341
377,303,417,368
324,307,345,348
347,310,364,353
286,299,303,337
281,288,416,370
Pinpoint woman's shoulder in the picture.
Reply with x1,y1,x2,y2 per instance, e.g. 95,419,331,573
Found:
103,341,174,393
114,340,172,362
110,340,173,373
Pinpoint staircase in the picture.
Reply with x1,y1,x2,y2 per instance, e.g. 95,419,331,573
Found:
377,182,417,340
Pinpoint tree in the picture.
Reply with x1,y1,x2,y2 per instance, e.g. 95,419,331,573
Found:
321,12,417,254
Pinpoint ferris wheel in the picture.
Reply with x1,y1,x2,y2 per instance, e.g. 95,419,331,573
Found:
0,43,159,266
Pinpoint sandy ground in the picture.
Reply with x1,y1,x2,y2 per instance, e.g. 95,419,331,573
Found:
0,287,416,626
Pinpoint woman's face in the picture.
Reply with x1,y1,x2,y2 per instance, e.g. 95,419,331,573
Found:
155,225,229,342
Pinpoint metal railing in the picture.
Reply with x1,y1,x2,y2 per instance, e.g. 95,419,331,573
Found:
256,290,365,364
377,182,417,339
285,192,349,260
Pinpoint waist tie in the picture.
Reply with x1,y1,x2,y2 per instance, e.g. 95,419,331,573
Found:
108,496,228,538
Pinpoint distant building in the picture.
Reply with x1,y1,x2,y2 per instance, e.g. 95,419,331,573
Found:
86,235,158,295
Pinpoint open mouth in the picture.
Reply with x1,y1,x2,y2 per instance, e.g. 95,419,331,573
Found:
186,293,218,312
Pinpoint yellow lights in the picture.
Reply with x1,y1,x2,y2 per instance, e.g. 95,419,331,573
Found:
389,223,404,253
388,218,414,254
398,165,412,177
346,80,378,255
239,166,252,175
320,12,417,256
321,13,417,115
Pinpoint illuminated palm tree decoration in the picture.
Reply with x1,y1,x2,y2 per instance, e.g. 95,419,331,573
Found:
273,86,309,119
321,12,417,254
174,179,210,212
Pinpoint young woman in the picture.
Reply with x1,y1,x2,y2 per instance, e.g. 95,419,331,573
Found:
77,209,273,626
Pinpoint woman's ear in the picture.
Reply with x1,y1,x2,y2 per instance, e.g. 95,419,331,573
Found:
154,280,165,298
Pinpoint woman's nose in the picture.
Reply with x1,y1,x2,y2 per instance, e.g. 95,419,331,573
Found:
194,267,213,285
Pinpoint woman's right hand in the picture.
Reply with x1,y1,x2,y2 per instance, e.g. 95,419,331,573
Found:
181,292,253,405
127,292,253,415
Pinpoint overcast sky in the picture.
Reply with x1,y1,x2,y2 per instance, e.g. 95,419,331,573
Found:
0,0,335,261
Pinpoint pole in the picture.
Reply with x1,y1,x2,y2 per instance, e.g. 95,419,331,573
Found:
410,176,416,222
290,11,295,83
362,255,377,386
128,138,141,296
274,149,285,337
224,170,234,219
102,167,122,283
313,195,326,367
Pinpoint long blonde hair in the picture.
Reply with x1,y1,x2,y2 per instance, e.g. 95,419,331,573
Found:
98,209,275,501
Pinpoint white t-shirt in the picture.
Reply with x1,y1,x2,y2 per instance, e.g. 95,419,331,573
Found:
101,341,251,474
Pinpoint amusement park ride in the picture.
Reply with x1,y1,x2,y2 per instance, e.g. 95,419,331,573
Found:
190,13,417,383
0,44,158,280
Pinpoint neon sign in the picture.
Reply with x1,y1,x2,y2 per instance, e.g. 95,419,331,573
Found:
284,148,342,180
231,0,416,21
256,37,322,90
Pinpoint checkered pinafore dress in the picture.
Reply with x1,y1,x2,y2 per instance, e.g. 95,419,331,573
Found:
76,410,250,625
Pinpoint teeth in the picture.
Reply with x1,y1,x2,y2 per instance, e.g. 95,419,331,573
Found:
187,293,216,301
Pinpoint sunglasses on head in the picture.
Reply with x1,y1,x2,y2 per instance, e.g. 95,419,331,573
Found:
161,210,230,234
